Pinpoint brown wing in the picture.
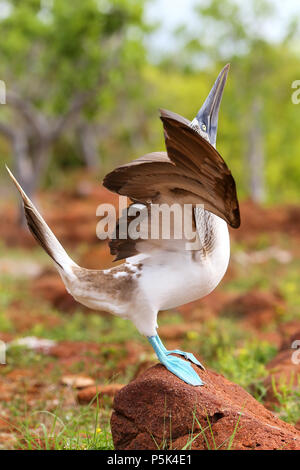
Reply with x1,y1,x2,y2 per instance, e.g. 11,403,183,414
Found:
103,151,176,204
109,213,138,261
159,108,240,228
109,201,196,261
103,109,240,261
109,203,148,261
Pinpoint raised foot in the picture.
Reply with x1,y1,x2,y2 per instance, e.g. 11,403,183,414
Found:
166,349,205,370
148,335,204,386
160,353,204,386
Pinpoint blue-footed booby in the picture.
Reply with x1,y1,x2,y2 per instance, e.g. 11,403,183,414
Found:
7,64,240,387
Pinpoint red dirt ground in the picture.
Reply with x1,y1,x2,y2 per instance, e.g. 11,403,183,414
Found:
1,181,300,449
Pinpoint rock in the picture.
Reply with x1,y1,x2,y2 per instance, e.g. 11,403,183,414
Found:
131,360,157,381
111,363,300,450
77,384,124,404
60,375,95,389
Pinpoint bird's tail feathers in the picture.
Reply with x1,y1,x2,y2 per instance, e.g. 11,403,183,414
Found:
6,166,77,276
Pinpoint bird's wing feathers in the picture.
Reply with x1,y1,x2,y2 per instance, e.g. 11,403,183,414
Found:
109,201,194,261
103,109,240,261
160,108,240,228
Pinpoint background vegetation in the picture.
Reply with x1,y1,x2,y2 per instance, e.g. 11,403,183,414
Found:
0,0,300,204
0,0,299,450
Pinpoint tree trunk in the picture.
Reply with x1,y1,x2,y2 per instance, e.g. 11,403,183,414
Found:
246,98,265,204
3,87,105,226
12,132,50,225
12,131,34,225
77,122,100,170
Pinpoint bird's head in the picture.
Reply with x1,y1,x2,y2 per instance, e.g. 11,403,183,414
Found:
190,64,230,147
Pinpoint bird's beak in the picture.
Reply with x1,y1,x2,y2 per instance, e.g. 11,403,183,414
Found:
196,64,230,146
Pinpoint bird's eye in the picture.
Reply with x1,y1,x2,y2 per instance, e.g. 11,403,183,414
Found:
202,123,207,131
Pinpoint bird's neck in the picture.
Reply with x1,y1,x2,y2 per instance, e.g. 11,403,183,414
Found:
195,207,230,268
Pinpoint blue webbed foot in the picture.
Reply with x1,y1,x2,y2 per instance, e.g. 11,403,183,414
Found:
166,350,205,370
148,335,204,387
160,352,204,386
155,335,205,370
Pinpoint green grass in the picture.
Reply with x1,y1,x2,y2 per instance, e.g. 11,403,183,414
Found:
278,266,300,321
14,398,114,450
0,346,114,450
181,317,277,400
2,344,53,374
271,375,300,425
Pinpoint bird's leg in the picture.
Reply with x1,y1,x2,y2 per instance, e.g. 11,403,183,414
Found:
155,334,205,370
147,335,204,386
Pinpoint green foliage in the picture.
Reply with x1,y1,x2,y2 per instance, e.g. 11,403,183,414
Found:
278,266,300,320
212,340,276,397
148,0,300,203
15,399,113,450
0,0,148,114
1,0,300,202
27,310,142,345
271,375,300,425
183,317,277,398
0,0,152,186
184,318,245,362
4,344,52,373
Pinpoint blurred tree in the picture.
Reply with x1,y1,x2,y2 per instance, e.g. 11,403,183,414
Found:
164,0,300,203
0,0,149,220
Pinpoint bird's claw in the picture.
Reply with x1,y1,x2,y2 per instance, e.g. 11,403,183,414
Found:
161,354,204,386
166,349,205,370
148,335,205,386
